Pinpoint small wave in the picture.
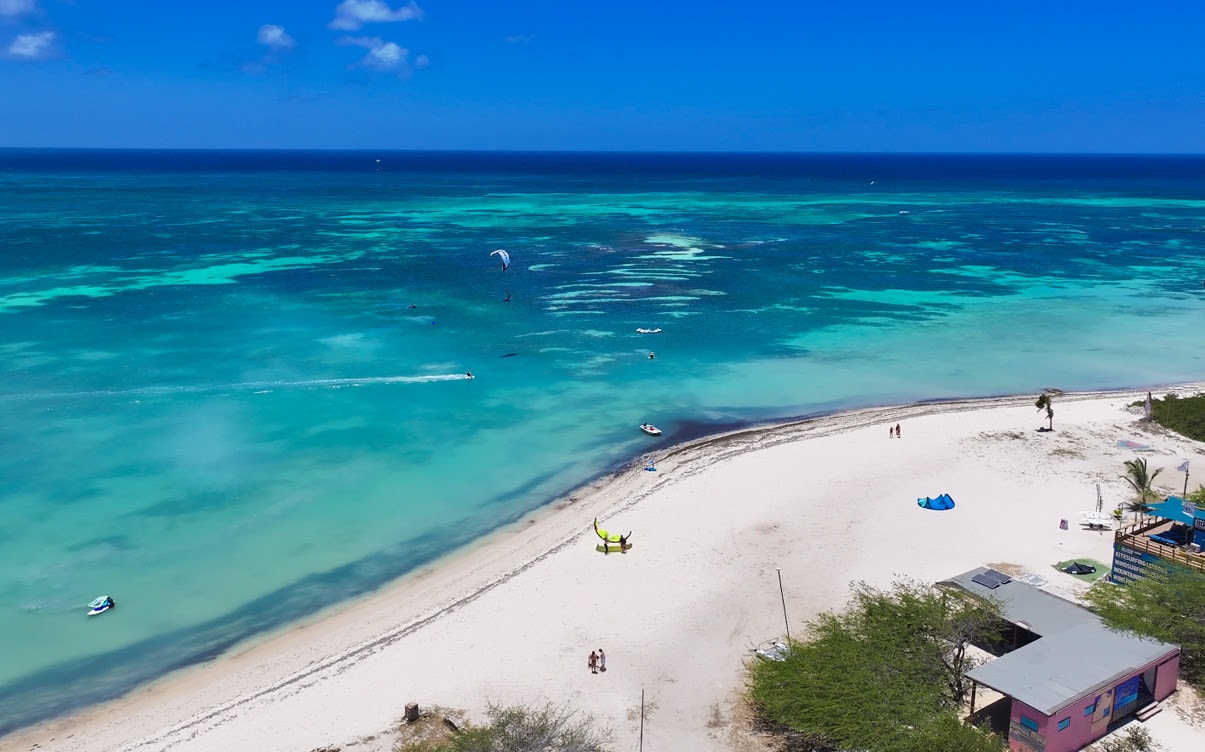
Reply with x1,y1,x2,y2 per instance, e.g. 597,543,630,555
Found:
644,233,707,248
515,329,570,338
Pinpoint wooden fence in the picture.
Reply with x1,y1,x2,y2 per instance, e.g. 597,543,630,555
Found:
1114,529,1205,575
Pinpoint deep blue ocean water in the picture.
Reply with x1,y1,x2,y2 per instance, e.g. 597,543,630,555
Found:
1,150,1203,735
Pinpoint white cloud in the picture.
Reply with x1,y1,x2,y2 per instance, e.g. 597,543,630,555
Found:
7,30,53,59
329,0,423,31
257,24,295,50
367,42,405,69
337,34,408,71
0,0,36,19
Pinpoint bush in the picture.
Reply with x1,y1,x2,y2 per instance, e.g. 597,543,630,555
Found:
1084,567,1205,686
746,579,1005,752
398,703,612,752
1096,725,1163,752
1133,392,1205,442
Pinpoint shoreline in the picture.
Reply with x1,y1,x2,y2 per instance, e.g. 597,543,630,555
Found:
8,383,1205,752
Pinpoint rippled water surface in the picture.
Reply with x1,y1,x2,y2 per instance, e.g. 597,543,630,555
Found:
1,150,1203,733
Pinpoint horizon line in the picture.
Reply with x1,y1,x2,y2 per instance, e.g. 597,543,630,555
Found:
3,147,1205,157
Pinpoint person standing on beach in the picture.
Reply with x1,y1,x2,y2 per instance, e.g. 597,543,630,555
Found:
598,649,607,672
895,423,901,438
888,425,893,438
588,650,598,674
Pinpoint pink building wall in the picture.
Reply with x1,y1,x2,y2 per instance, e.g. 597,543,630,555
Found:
1007,700,1050,752
1154,653,1179,700
1006,649,1180,752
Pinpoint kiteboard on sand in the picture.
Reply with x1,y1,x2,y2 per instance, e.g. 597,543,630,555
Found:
596,543,634,554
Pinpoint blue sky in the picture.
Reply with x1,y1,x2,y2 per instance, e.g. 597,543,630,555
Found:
2,1,1203,151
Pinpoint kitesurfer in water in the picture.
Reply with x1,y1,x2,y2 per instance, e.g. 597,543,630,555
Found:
466,370,473,379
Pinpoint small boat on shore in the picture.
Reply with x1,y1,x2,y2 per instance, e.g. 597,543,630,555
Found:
639,423,662,436
87,595,115,616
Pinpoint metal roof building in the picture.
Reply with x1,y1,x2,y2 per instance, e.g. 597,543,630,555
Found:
941,567,1180,752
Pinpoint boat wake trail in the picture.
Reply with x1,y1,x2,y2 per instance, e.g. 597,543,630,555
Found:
1,374,472,402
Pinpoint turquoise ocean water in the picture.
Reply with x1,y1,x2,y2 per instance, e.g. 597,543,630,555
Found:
1,151,1203,734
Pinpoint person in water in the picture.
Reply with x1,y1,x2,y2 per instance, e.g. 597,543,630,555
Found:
466,370,473,379
648,352,655,360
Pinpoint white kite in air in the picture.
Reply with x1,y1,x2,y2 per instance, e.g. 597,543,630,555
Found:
490,249,511,271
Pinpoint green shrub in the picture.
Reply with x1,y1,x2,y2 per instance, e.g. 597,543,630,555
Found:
1132,392,1205,442
747,579,1005,752
398,703,611,752
1096,725,1163,752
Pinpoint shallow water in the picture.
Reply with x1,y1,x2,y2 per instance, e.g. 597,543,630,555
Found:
1,150,1203,733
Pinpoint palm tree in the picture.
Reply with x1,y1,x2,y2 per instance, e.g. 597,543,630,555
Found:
1035,394,1054,431
1124,498,1155,524
1123,458,1163,522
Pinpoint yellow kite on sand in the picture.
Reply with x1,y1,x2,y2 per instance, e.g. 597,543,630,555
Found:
593,518,632,553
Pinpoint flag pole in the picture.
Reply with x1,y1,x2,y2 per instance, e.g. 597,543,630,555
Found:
776,567,790,644
639,688,644,752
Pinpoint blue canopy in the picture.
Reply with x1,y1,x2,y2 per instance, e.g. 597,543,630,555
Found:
1147,496,1201,525
918,493,955,511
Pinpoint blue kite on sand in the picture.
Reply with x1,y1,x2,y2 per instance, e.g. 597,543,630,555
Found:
918,493,955,511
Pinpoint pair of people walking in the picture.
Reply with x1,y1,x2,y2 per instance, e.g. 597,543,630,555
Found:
588,648,607,674
888,423,901,438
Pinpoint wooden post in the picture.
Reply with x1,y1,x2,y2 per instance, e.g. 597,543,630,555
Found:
405,702,419,722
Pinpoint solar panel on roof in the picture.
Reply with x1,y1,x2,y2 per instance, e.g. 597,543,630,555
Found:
971,568,1012,589
971,572,999,589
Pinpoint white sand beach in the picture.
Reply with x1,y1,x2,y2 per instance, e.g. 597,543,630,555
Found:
9,387,1205,752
